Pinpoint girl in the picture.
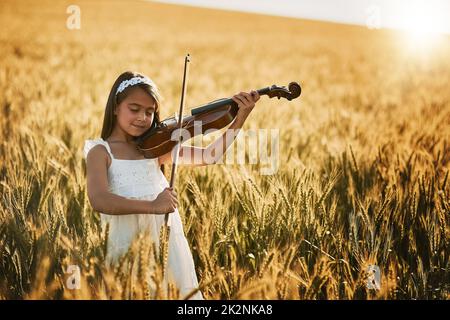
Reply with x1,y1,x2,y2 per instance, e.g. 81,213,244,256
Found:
84,71,260,300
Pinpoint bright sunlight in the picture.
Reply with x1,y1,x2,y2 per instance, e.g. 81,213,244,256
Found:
395,1,446,48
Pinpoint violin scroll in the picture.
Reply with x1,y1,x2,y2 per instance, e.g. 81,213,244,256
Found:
265,82,301,101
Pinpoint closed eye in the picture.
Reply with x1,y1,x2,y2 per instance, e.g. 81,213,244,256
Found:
129,108,153,115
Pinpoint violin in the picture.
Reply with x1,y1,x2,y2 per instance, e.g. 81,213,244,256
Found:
133,82,302,159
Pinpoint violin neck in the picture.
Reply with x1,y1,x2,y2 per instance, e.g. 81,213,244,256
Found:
190,88,269,116
191,98,235,115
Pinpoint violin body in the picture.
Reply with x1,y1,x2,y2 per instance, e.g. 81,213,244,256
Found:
135,103,238,158
133,82,301,159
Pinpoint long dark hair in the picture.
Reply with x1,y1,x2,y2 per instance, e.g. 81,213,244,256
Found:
101,71,165,172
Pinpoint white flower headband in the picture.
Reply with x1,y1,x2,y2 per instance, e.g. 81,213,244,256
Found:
116,76,155,95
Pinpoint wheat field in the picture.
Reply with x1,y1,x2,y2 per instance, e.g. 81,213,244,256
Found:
0,0,449,300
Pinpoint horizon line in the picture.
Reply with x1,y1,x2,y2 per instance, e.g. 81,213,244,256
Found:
148,0,450,36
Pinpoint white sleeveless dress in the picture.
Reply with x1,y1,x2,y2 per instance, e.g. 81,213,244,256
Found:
83,138,203,300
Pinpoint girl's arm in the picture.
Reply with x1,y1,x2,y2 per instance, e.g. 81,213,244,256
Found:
87,145,177,215
158,90,260,166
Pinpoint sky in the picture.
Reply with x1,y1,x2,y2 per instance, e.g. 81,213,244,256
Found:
150,0,450,35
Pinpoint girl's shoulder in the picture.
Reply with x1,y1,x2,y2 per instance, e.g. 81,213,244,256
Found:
83,138,111,160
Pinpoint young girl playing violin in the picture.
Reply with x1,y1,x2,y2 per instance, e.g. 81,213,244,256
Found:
84,71,260,299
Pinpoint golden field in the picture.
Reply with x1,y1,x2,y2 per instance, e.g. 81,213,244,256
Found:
0,0,449,299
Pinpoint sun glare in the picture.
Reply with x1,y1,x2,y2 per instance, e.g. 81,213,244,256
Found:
396,2,445,49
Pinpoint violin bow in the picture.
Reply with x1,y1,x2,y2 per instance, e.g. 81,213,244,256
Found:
159,53,190,280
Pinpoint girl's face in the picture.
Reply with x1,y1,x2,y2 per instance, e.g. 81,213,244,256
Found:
114,86,156,137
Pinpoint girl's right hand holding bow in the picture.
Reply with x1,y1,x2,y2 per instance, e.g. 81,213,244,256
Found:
149,187,178,214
